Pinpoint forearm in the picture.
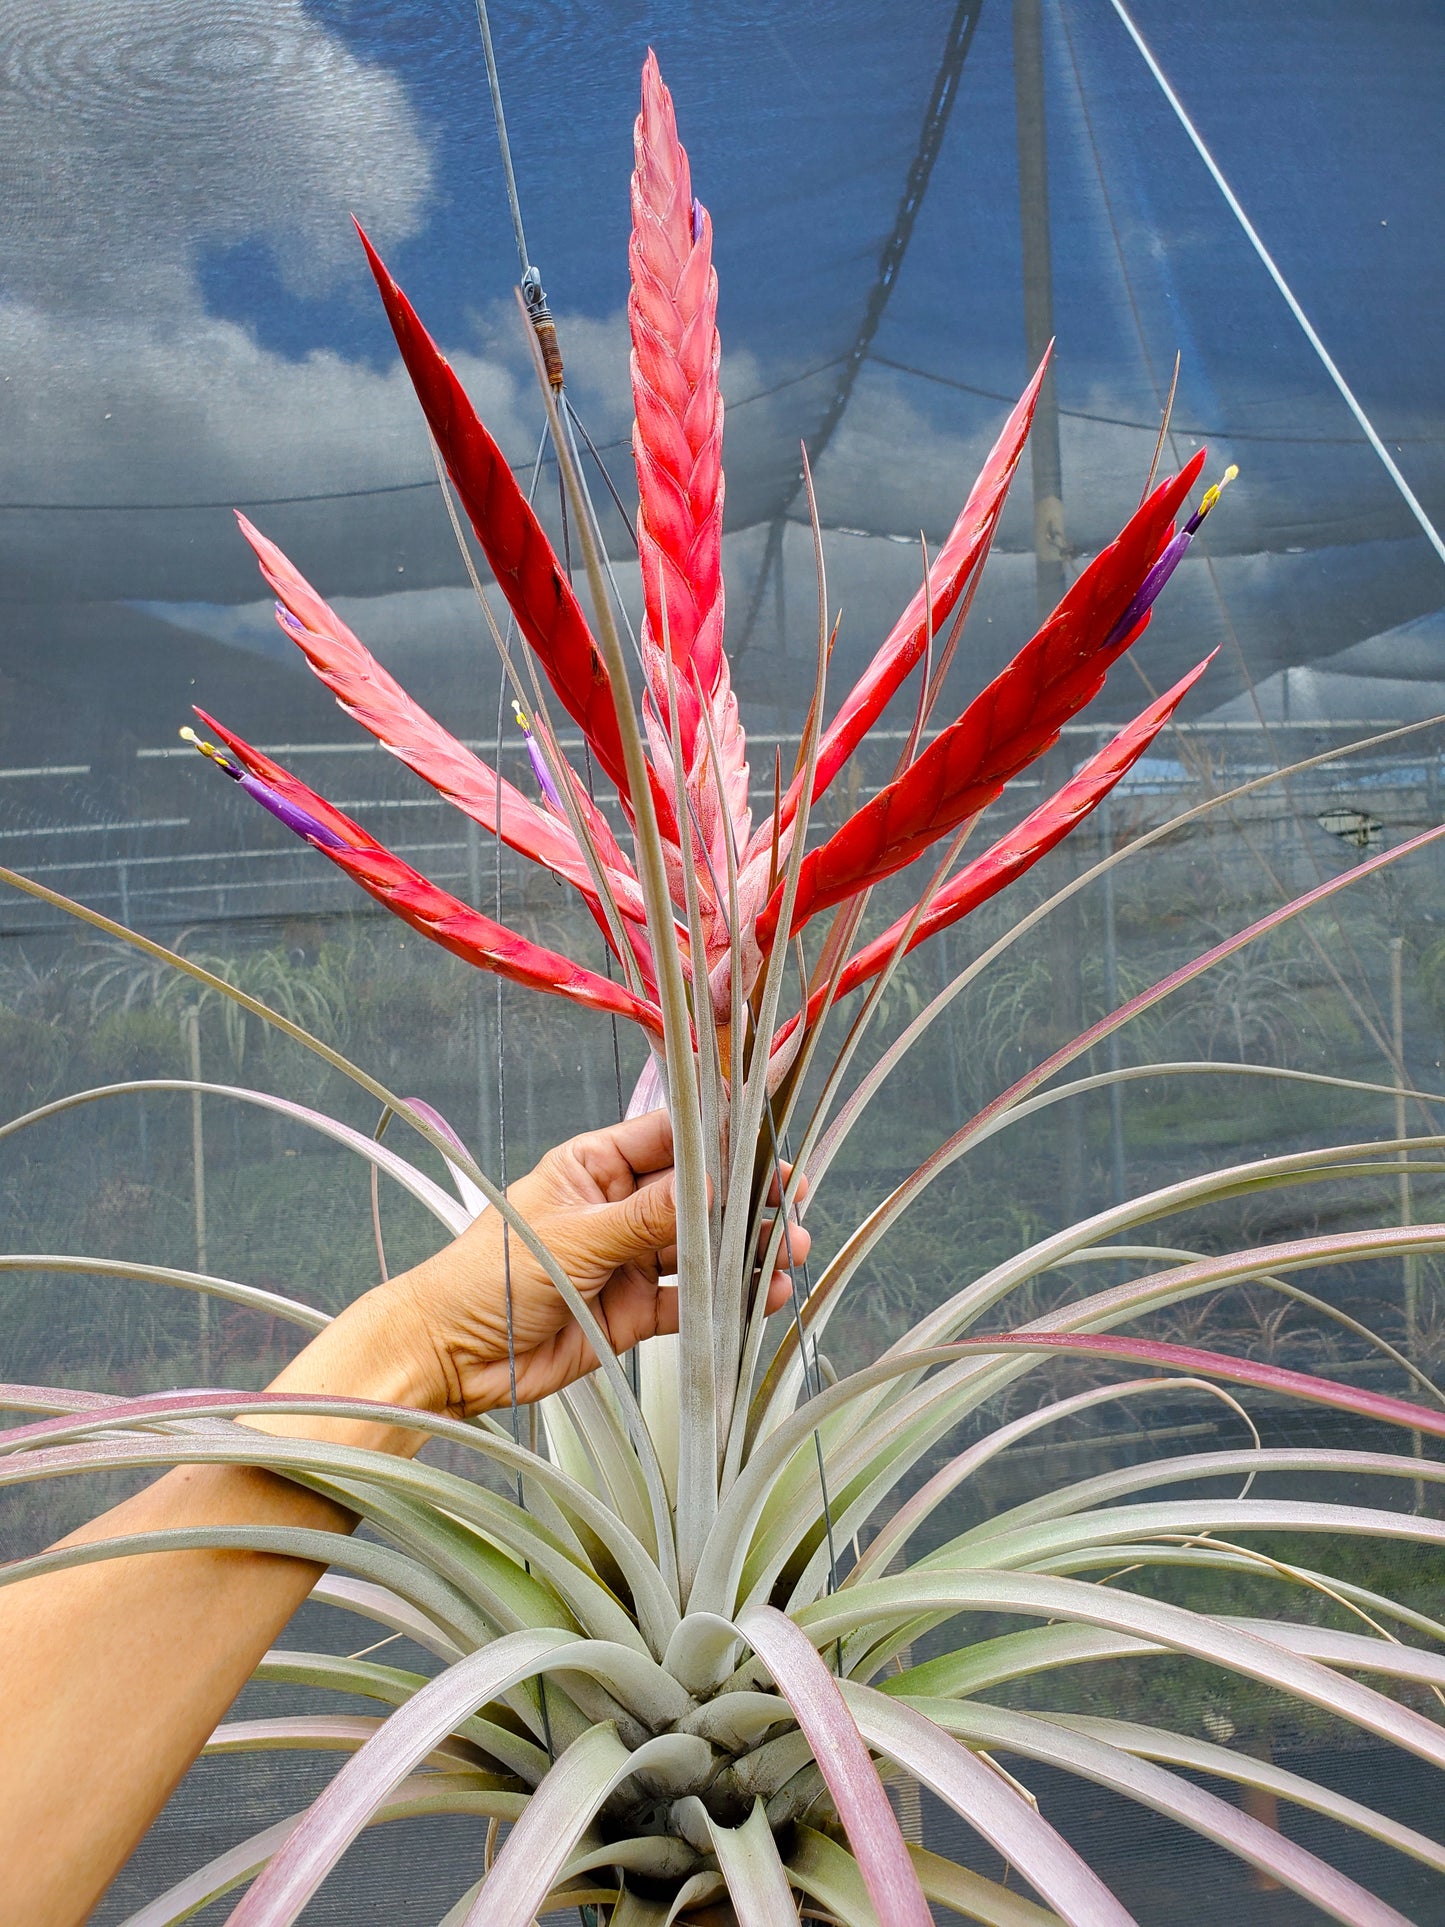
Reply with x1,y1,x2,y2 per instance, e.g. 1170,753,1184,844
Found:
0,1113,705,1926
0,1285,438,1927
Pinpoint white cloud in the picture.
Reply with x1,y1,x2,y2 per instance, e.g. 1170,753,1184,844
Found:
2,0,433,314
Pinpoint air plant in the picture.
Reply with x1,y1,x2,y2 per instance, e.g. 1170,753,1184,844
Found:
5,51,1445,1927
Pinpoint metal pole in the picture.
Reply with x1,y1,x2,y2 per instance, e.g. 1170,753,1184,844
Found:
467,820,495,1162
1013,0,1066,616
184,1007,209,1382
1390,936,1424,1508
1100,791,1127,1206
1014,0,1082,1220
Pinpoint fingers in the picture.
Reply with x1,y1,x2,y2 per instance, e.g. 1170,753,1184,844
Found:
556,1108,674,1206
765,1162,810,1210
758,1214,811,1271
562,1168,679,1281
764,1270,794,1315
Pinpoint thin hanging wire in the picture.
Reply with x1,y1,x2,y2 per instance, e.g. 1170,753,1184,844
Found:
763,1094,844,1668
472,0,533,289
1057,0,1413,1091
1108,0,1445,573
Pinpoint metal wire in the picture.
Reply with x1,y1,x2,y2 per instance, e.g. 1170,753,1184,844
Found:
1108,0,1445,573
472,0,533,288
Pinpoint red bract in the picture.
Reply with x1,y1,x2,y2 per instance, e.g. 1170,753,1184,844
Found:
354,220,640,819
764,351,1050,855
192,58,1221,1074
753,451,1207,952
234,514,648,932
774,652,1216,1051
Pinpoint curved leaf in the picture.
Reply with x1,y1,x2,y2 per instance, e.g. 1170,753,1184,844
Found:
899,1697,1411,1927
788,1824,1065,1927
309,1574,463,1663
1048,1713,1445,1876
226,1628,582,1922
457,1725,712,1927
0,1388,679,1652
253,1650,549,1782
121,1776,524,1927
736,1603,933,1927
0,1253,328,1334
0,1525,485,1655
0,1079,468,1232
839,1683,1136,1926
703,1798,799,1924
800,1570,1445,1769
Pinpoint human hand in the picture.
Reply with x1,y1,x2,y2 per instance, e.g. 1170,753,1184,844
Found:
379,1109,809,1417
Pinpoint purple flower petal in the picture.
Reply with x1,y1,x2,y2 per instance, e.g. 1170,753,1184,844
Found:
237,773,349,850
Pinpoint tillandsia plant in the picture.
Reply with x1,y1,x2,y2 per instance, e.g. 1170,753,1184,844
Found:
7,51,1445,1927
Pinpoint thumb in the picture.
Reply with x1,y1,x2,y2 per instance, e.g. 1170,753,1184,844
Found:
564,1171,678,1281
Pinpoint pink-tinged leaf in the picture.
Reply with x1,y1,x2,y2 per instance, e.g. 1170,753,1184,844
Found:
866,816,1445,1308
769,354,1051,848
838,1685,1137,1927
1053,1712,1445,1879
755,452,1207,950
775,656,1213,1050
353,221,637,813
234,516,646,926
195,716,664,1037
125,1778,525,1927
955,1326,1445,1442
0,1384,121,1417
227,1628,581,1924
900,1698,1409,1927
735,1604,932,1927
308,1574,464,1663
402,1096,487,1219
803,1568,1445,1770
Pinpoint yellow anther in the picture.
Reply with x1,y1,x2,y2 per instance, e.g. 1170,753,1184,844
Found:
180,725,225,767
1196,465,1239,521
511,698,532,733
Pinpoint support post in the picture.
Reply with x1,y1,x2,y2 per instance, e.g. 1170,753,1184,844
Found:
1014,0,1083,1221
184,1007,209,1382
1100,788,1127,1206
1013,0,1066,613
1390,936,1424,1508
467,820,495,1161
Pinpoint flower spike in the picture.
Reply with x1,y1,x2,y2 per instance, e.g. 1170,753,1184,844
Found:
191,56,1225,1061
630,50,751,934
